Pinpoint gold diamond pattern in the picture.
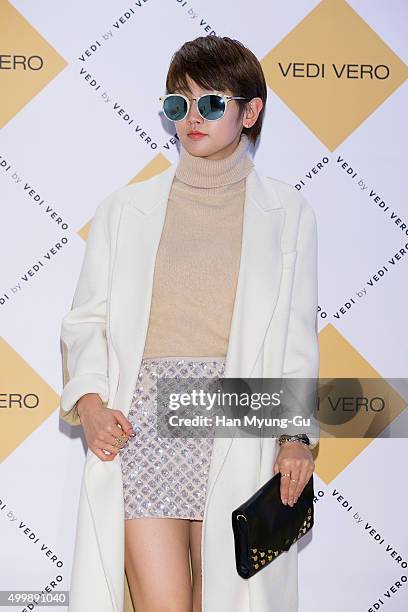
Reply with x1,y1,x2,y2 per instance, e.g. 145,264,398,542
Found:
261,0,408,149
0,337,60,462
0,1,67,128
316,324,406,482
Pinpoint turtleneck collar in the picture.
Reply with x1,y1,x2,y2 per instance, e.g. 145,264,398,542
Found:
175,132,254,189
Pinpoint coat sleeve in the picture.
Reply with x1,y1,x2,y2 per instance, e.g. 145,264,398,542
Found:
59,197,111,426
281,194,320,449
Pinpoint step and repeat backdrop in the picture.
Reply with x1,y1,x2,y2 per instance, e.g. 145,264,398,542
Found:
0,0,407,610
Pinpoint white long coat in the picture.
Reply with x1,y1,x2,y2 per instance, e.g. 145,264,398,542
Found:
59,163,320,612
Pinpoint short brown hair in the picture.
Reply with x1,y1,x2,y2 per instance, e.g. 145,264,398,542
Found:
165,36,267,147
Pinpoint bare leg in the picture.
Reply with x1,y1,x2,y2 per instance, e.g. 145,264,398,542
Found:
125,517,192,612
189,520,204,612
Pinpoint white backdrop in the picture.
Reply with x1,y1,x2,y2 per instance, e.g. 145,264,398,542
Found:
0,1,407,610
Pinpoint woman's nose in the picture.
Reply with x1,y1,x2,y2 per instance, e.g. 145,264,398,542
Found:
186,99,202,123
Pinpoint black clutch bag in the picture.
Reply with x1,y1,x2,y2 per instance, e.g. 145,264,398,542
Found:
231,472,314,579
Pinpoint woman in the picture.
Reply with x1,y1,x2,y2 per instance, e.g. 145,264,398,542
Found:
59,36,319,612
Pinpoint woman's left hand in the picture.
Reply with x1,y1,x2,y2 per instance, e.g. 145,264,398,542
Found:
272,442,314,507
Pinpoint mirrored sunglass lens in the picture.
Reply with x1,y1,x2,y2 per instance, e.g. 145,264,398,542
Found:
163,95,187,121
198,95,225,120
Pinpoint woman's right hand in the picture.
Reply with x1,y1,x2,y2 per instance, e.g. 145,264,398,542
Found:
77,393,135,462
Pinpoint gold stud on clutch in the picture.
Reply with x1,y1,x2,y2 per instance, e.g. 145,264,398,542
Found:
250,544,293,573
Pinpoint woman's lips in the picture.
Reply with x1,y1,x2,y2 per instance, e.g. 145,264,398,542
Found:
187,133,207,140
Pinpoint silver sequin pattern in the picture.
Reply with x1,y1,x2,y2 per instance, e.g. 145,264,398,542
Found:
120,356,226,520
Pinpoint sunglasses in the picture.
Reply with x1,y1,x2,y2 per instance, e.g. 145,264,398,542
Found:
159,92,249,122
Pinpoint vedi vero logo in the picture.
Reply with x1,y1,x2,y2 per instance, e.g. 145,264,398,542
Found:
0,1,67,128
260,0,408,149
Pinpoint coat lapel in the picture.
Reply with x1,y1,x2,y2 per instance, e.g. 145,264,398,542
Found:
109,162,285,504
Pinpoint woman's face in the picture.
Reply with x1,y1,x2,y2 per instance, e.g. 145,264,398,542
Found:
172,75,251,161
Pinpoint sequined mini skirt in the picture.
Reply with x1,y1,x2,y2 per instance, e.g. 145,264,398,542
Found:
120,356,226,520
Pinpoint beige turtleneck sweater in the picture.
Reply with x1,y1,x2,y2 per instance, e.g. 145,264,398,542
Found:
142,133,254,358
